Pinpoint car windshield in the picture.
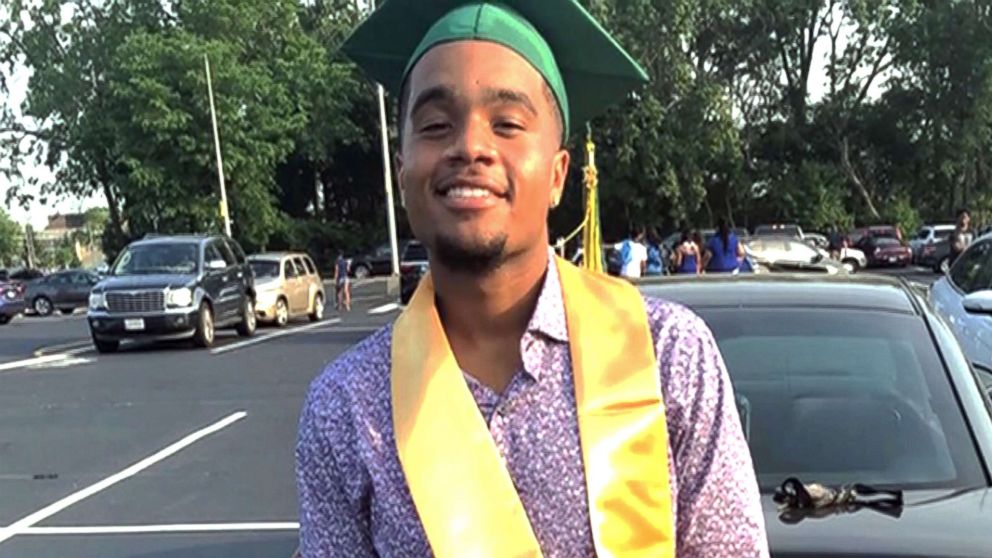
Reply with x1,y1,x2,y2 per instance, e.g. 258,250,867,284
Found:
691,306,985,492
249,260,280,279
112,243,199,275
755,225,799,237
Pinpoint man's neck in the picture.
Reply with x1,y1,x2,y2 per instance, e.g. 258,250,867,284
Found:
431,247,549,392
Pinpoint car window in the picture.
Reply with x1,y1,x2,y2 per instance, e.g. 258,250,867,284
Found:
226,239,247,264
249,260,280,279
695,307,985,492
303,257,317,275
214,240,237,267
204,243,225,267
70,272,92,285
293,257,309,276
949,240,992,294
284,259,300,278
875,237,902,247
916,228,931,240
404,242,428,261
51,273,70,285
375,243,392,258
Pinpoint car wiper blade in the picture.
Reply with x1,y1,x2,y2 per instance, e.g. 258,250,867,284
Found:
773,477,904,523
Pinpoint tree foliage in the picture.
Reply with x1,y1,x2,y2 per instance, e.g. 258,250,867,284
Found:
4,0,992,258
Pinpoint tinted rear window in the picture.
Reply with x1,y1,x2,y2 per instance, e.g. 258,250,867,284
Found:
875,237,902,247
404,243,428,261
694,307,984,492
249,260,280,279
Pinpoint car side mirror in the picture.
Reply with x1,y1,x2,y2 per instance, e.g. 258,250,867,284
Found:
208,259,227,270
962,291,992,315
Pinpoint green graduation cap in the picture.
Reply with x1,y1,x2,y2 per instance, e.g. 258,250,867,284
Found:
342,0,649,139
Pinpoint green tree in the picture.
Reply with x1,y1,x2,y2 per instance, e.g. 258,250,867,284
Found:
0,207,23,267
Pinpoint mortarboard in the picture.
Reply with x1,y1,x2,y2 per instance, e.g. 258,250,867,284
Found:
342,0,649,139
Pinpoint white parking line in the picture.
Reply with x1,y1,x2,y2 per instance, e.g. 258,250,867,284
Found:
210,319,341,355
0,411,247,545
0,354,74,373
368,303,400,315
18,522,299,535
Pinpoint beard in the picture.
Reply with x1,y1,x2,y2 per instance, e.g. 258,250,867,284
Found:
433,231,509,274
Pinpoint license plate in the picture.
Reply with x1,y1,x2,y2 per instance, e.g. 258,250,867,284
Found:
889,257,898,263
124,318,145,331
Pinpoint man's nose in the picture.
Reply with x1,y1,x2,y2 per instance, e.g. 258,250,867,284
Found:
445,114,496,166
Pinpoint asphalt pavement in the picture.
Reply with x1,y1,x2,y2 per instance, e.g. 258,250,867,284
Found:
0,280,400,558
0,267,941,557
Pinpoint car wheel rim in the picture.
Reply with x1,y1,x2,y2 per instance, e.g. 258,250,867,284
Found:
35,299,50,315
941,259,950,274
204,310,214,342
246,301,256,330
315,296,324,318
356,267,368,279
277,301,288,325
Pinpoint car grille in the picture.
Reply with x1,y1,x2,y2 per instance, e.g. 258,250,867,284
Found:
106,291,164,313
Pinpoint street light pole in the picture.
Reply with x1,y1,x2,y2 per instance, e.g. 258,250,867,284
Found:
377,83,400,277
368,0,400,277
204,54,232,237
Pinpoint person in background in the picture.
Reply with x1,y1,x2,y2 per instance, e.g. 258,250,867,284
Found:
828,225,847,261
645,227,664,276
950,208,974,265
672,231,702,275
704,218,745,273
615,228,648,279
333,251,351,312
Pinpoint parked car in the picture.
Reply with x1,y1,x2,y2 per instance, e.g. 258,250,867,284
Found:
350,240,426,279
803,232,829,250
931,234,992,371
24,269,101,316
860,235,912,268
0,267,45,290
248,253,325,327
398,241,430,304
746,237,849,275
753,224,805,239
851,224,904,246
0,282,25,325
918,237,954,273
911,224,955,260
640,274,992,558
87,234,256,353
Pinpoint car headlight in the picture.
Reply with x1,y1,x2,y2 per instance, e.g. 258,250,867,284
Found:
89,292,106,310
166,287,193,307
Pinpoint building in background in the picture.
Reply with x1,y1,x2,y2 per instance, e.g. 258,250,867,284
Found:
30,212,106,270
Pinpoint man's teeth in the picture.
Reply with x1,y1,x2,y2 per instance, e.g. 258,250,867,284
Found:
445,187,493,198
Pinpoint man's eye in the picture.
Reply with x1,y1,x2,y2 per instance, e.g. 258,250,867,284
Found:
494,120,526,133
419,122,450,134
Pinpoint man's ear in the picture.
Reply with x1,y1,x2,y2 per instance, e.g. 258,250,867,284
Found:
395,153,406,208
549,148,570,208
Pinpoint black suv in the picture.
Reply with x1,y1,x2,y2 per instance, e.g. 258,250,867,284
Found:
87,235,256,353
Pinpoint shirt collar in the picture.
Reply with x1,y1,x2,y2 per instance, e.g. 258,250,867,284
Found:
524,251,569,344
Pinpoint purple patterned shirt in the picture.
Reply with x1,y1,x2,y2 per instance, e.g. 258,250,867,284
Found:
297,258,768,557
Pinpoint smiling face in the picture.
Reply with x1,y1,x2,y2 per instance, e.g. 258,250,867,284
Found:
396,41,570,274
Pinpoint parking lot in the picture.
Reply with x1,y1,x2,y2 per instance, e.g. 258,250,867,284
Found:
0,279,400,558
0,267,938,558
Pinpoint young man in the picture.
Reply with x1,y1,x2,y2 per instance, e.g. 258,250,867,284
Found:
615,229,649,279
297,1,767,556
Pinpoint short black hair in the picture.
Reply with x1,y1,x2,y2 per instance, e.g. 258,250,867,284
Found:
396,77,565,149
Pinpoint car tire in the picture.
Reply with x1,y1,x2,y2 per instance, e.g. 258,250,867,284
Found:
92,335,119,354
60,308,75,315
353,265,370,280
192,302,215,348
235,297,257,338
0,315,10,325
308,293,324,322
841,259,860,273
274,297,289,327
33,296,53,317
935,256,950,275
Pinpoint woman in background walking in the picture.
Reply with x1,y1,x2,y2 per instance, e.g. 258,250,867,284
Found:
645,228,664,276
705,218,745,273
672,231,702,275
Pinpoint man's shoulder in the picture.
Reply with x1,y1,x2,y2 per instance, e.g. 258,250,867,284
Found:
304,324,394,413
638,294,710,346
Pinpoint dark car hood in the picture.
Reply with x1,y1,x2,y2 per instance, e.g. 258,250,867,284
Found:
96,274,198,292
765,488,992,557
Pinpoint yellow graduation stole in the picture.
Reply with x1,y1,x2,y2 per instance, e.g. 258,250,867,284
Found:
391,257,675,557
